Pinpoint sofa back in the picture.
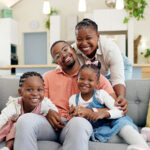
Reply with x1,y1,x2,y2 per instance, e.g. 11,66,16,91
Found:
0,77,19,111
0,77,150,127
126,79,150,127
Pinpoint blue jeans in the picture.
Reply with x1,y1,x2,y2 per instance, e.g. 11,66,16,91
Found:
105,54,133,80
122,53,133,80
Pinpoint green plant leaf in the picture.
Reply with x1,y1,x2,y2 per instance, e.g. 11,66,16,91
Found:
123,0,147,23
45,20,50,29
141,49,150,58
134,0,140,3
123,17,129,23
45,8,58,30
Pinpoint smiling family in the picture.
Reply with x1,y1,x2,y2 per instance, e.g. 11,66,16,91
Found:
0,19,149,150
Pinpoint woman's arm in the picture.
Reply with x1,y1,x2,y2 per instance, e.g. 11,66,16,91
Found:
107,44,128,114
113,84,128,115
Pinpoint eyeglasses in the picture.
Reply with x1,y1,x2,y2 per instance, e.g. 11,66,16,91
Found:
53,45,71,61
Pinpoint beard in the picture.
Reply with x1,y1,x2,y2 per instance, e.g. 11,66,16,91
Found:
66,59,76,68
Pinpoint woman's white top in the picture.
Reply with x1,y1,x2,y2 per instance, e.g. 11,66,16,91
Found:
72,36,125,87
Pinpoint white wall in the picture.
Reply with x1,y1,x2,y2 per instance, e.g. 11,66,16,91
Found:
12,0,49,64
0,18,18,66
11,0,150,64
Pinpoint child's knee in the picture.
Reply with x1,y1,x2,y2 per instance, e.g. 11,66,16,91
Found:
16,113,41,130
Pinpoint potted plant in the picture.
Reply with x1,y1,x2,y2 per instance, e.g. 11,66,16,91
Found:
123,0,147,23
45,8,58,29
141,48,150,63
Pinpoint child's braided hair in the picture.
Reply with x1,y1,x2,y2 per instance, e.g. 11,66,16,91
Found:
19,71,44,87
78,61,101,81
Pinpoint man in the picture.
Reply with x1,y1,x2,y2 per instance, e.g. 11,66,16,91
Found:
14,40,127,150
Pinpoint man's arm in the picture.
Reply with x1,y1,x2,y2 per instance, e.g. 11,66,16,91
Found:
46,109,65,131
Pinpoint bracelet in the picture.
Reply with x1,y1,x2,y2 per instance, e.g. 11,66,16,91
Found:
92,108,98,112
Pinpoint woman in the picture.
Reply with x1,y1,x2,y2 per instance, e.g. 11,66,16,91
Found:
72,18,131,113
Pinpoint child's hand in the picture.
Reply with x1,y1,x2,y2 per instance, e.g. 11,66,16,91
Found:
69,105,75,115
70,105,92,118
88,111,110,122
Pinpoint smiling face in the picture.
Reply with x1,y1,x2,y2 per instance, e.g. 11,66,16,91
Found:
76,27,99,58
18,76,44,113
52,42,77,70
77,67,98,100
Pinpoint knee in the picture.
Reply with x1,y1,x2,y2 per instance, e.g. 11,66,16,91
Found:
15,113,41,131
68,117,93,135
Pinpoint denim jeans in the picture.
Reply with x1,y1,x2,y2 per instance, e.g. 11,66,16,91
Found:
122,53,133,80
105,54,133,80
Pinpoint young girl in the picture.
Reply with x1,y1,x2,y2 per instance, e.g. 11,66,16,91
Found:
0,71,58,150
69,61,149,150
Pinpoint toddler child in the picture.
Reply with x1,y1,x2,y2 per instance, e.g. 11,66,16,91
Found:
0,71,58,150
69,61,149,150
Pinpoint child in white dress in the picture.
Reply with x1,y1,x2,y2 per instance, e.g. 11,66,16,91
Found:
69,61,149,150
0,72,58,150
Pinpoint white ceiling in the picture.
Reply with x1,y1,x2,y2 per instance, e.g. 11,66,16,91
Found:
0,0,21,9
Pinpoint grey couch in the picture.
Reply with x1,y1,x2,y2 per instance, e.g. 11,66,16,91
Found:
0,77,150,150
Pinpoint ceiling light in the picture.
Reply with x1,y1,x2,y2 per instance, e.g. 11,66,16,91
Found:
116,0,124,9
105,0,116,8
43,0,50,14
78,0,86,12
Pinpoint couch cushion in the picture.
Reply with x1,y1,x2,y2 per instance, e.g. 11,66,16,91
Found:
0,77,19,111
0,142,5,148
38,141,61,150
0,141,61,150
89,141,128,150
125,79,150,127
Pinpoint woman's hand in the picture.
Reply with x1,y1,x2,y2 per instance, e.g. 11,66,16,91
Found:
115,95,128,115
70,105,92,118
46,109,65,131
113,84,128,115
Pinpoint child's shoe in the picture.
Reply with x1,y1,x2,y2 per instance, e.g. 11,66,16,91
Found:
127,145,150,150
141,127,150,142
0,147,9,150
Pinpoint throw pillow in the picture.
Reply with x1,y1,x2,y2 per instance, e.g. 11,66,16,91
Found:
146,100,150,127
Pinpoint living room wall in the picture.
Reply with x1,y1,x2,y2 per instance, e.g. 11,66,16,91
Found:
12,0,150,64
